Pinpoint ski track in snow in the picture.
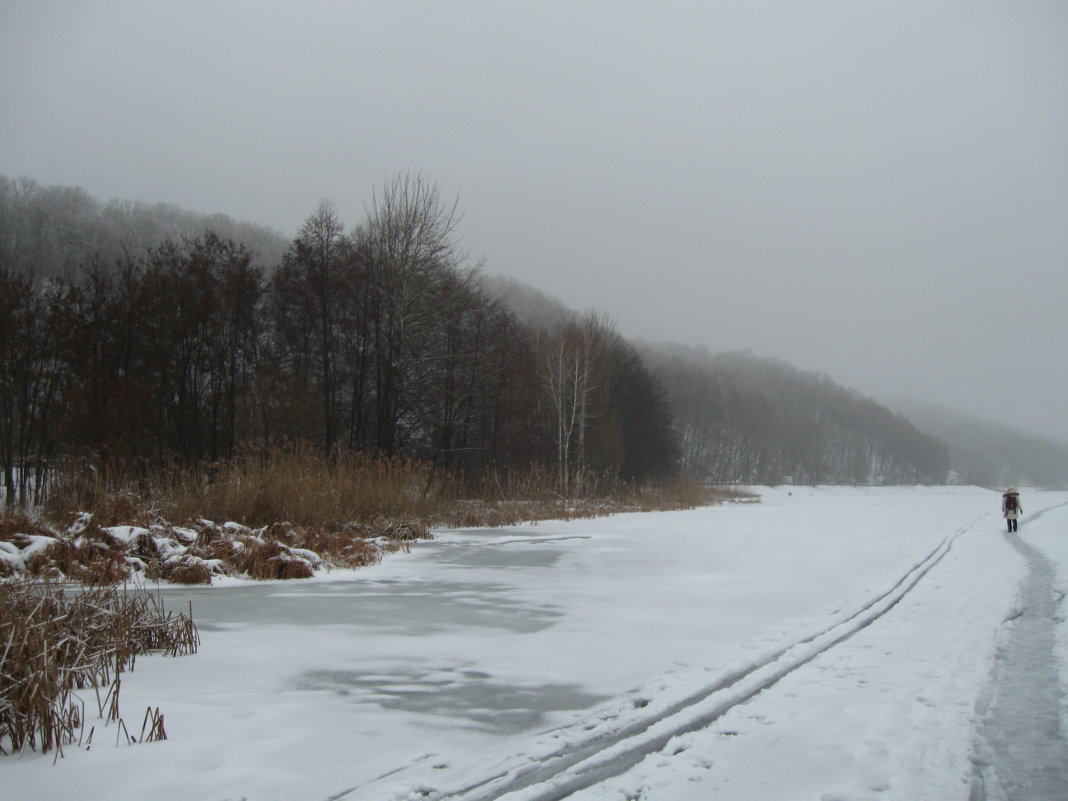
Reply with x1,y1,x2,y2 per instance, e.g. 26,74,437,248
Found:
970,501,1068,801
337,514,988,801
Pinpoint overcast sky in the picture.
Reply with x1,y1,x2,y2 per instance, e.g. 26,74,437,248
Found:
3,1,1067,442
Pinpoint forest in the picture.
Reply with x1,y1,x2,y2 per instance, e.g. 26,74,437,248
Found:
642,344,951,485
891,398,1068,489
0,174,677,508
1,174,956,511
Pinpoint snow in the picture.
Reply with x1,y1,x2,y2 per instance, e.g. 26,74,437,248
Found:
13,533,57,557
4,485,1067,801
104,525,153,545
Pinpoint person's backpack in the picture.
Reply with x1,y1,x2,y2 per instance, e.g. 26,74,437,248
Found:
1005,494,1017,511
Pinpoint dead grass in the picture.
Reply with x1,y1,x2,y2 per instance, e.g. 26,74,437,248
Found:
0,579,198,756
2,482,756,585
432,479,753,527
156,445,459,529
0,514,424,585
18,445,757,585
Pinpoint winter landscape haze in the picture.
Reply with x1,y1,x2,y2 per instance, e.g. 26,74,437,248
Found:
2,1,1067,442
3,2,1068,800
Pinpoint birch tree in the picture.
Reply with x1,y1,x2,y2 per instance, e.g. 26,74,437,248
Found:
541,312,615,495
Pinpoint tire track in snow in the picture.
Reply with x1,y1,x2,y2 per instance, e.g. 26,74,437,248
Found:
970,500,1068,801
337,514,986,801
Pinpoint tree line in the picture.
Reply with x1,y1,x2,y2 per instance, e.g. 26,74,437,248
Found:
642,345,951,485
892,399,1068,489
2,173,958,508
0,175,286,280
0,174,677,506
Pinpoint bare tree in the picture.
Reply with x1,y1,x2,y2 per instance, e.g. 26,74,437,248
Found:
266,201,348,450
0,269,70,506
540,312,617,495
358,172,464,454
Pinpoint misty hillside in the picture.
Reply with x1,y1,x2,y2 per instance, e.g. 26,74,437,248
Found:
483,271,953,487
638,344,950,486
483,279,955,487
0,175,288,278
3,177,961,492
890,399,1068,489
482,275,577,331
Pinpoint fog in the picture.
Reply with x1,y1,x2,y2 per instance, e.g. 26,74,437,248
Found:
2,1,1066,441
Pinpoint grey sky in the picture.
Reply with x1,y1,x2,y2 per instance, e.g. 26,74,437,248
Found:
3,1,1067,441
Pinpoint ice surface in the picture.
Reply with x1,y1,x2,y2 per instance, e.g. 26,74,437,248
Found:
4,486,1066,801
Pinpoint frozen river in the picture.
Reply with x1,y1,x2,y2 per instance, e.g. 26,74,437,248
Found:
6,486,1067,801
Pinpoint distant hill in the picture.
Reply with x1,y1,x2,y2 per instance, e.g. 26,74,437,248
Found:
0,175,288,278
482,274,577,331
890,399,1068,489
5,180,1001,490
485,277,953,486
639,344,951,486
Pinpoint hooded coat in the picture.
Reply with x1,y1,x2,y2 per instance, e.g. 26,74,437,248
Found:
1002,489,1022,520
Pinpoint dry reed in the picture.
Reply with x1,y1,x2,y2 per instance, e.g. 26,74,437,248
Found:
156,445,459,529
17,444,756,586
0,579,199,756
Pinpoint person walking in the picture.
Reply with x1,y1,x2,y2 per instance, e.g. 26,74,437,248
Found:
1002,487,1022,532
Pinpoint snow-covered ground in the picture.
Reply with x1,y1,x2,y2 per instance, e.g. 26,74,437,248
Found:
4,486,1068,801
